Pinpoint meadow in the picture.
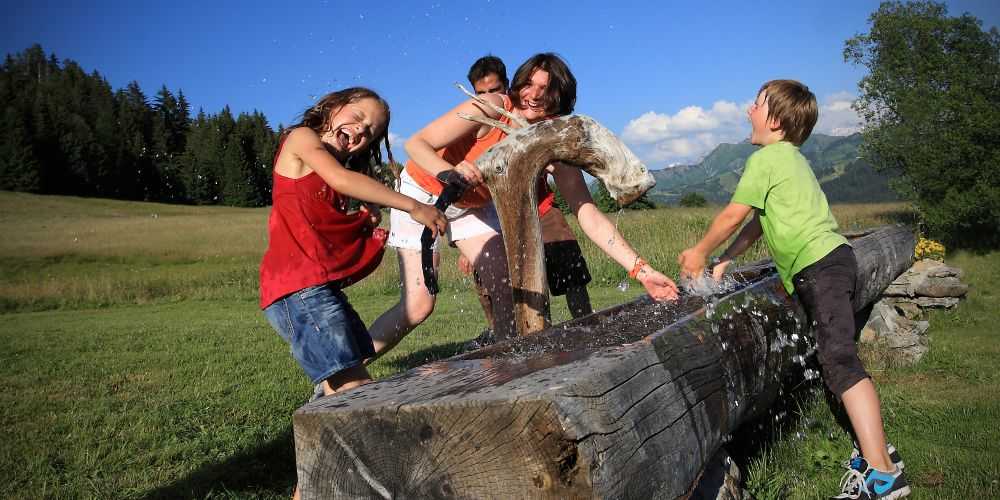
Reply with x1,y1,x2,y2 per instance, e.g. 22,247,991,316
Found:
1,190,996,499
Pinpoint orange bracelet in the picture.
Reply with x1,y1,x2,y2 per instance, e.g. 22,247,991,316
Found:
628,257,648,279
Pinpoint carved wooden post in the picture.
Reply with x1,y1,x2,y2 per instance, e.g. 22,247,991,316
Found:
469,114,654,338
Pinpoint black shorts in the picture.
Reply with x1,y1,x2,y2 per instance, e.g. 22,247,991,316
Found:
544,240,592,296
793,244,869,397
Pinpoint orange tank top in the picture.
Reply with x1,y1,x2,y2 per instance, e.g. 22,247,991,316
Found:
404,96,515,208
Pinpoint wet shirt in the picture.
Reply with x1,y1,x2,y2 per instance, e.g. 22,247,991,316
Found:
730,141,848,294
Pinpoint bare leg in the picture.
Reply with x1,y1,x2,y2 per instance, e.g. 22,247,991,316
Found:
472,271,495,329
455,233,515,339
368,249,439,359
841,377,894,471
324,364,373,395
564,286,593,318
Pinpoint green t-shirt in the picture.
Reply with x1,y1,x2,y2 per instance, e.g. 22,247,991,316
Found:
730,141,848,294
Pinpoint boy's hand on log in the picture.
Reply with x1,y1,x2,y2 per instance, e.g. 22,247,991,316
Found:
677,247,708,280
411,203,448,238
711,258,732,282
637,266,679,301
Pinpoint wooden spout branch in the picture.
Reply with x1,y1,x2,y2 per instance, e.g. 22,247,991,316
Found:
293,226,915,499
471,115,655,338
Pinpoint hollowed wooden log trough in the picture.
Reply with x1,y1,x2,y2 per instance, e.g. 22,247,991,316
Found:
294,242,915,499
292,108,916,498
293,228,913,499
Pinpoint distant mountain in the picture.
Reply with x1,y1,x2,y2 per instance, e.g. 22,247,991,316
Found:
648,133,899,205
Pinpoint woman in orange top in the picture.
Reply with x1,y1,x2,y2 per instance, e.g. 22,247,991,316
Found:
370,54,678,357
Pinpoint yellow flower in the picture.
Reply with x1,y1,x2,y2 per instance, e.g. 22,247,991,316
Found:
915,237,946,261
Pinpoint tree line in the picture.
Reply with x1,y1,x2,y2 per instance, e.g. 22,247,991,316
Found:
0,45,276,207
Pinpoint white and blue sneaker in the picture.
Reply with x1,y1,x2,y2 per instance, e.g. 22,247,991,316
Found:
832,457,911,499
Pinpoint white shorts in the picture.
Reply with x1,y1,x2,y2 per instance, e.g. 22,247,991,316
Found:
388,170,501,251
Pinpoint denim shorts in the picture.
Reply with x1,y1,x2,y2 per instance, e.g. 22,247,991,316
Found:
263,282,375,384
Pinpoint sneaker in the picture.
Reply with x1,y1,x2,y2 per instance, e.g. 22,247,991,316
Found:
308,382,325,403
842,442,905,471
832,457,911,499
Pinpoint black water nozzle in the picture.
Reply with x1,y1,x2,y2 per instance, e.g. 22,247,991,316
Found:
421,170,472,295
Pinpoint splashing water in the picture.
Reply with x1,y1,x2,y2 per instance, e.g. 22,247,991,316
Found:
681,271,741,298
617,280,629,292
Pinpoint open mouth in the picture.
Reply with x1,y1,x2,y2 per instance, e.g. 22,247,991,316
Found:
524,100,546,112
336,129,360,150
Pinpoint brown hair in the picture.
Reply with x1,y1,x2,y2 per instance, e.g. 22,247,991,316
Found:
467,55,508,91
283,87,394,175
510,53,577,117
759,80,818,146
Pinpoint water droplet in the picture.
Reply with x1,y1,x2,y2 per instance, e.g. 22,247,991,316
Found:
617,280,629,292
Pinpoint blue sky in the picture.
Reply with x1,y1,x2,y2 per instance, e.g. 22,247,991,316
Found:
4,0,998,168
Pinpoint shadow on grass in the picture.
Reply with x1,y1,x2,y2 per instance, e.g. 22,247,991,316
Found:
141,428,296,500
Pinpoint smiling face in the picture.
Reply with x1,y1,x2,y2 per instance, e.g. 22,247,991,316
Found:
515,68,553,123
321,97,387,161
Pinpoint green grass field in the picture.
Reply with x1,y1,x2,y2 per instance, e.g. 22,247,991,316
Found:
1,191,995,499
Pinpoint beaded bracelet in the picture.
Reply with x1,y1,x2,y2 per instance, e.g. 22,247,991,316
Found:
628,257,648,279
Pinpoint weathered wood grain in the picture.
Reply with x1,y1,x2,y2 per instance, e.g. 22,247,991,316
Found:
293,226,915,499
471,115,655,338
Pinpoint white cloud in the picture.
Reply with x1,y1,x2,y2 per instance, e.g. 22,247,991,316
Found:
815,92,862,136
622,91,863,167
622,100,745,145
623,100,750,166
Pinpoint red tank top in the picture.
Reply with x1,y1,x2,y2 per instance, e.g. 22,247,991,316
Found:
259,163,386,309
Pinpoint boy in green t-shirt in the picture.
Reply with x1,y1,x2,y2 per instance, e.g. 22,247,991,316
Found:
678,80,910,500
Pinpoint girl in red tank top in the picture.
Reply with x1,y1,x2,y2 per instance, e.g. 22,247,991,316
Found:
260,88,446,500
260,87,445,398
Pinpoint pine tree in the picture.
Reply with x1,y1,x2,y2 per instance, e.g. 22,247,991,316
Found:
115,81,156,200
0,107,42,191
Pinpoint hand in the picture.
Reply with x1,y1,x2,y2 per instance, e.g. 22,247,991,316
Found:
636,265,679,301
711,258,732,282
453,160,483,186
456,254,474,276
410,203,448,238
360,203,382,227
677,247,707,281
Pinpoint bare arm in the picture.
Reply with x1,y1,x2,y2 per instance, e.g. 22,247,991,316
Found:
709,212,763,280
403,93,506,185
677,202,754,279
287,128,447,235
553,163,678,300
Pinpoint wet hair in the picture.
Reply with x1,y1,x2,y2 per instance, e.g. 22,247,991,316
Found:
509,52,577,117
284,87,394,174
758,80,818,146
467,55,508,91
